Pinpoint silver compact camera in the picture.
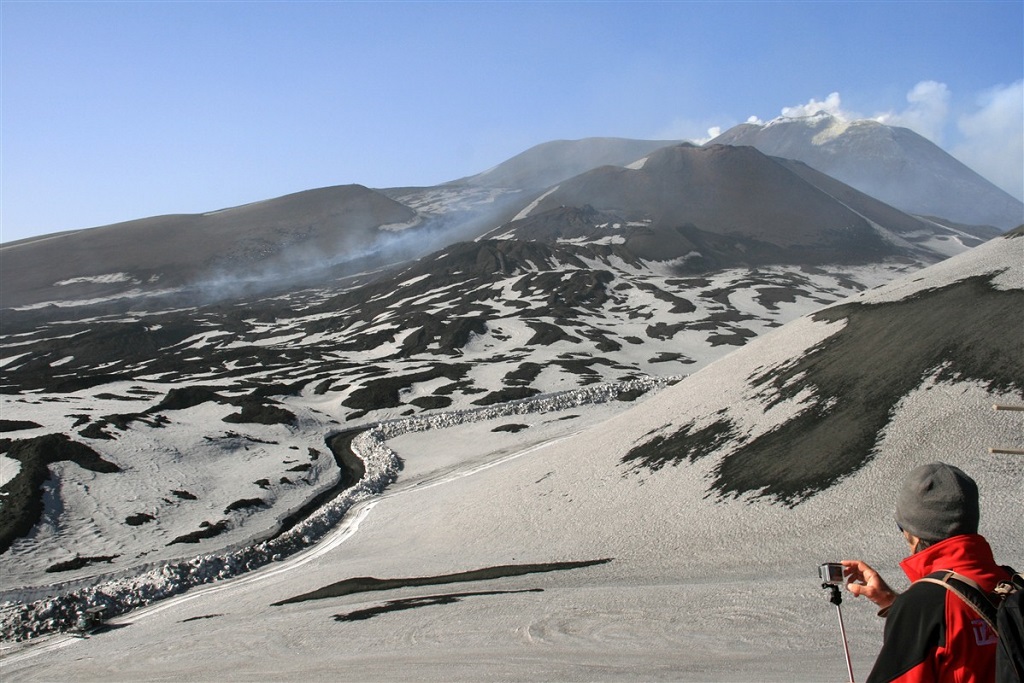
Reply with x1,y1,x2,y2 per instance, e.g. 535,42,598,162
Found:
819,562,845,586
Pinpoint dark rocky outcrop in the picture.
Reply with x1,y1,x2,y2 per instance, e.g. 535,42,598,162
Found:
0,434,121,554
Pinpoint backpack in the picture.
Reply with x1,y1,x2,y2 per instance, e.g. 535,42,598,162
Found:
919,568,1024,683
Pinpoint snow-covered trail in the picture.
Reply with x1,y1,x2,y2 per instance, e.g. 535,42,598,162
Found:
0,411,881,682
0,380,667,642
0,426,583,669
3,322,1020,681
0,496,384,667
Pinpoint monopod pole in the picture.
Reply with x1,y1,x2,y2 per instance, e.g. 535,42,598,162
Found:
825,583,855,683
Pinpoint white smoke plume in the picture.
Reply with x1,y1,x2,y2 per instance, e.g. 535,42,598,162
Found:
780,91,847,120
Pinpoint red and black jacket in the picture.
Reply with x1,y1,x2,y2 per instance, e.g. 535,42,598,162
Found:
867,534,1011,683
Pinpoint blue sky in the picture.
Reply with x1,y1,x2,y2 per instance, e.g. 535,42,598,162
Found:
2,1,1022,242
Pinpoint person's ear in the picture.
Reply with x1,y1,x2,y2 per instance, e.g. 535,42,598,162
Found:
903,530,923,553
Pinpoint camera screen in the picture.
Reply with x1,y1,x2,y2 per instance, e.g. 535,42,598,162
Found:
819,563,844,585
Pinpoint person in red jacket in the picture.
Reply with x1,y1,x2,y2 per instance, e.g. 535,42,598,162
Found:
843,462,1011,683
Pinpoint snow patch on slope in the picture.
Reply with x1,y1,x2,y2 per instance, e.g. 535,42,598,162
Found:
512,186,560,222
54,273,137,287
0,377,673,641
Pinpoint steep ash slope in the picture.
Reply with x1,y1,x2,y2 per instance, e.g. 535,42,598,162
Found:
0,136,1003,619
489,144,984,268
0,233,937,591
0,168,992,593
0,138,681,311
624,230,1024,502
1,227,1020,683
450,137,681,191
0,185,420,309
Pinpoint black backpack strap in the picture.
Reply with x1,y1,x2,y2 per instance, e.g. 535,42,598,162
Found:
917,570,999,635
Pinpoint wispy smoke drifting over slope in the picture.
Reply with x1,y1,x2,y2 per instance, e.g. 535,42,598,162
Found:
776,85,951,144
780,91,847,120
0,182,533,310
189,189,528,304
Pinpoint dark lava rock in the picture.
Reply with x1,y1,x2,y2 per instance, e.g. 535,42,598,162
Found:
0,433,120,554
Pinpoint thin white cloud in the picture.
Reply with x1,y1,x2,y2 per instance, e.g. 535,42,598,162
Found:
952,81,1024,201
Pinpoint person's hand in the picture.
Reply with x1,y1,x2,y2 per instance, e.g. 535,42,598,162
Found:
841,560,897,610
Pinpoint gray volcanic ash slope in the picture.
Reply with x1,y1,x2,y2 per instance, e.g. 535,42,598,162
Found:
0,139,680,311
0,142,997,598
1,228,1020,681
489,143,988,267
0,184,422,309
0,241,986,601
0,130,1013,634
623,230,1024,504
711,113,1024,229
449,137,682,191
3,128,1005,312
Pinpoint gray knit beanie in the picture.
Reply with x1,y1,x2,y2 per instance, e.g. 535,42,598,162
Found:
894,462,980,542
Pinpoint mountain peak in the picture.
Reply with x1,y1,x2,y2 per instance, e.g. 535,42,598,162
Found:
710,117,1023,228
499,142,941,266
764,109,837,126
451,137,683,191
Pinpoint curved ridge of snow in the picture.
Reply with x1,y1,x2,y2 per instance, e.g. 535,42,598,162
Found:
0,377,675,642
0,429,399,642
